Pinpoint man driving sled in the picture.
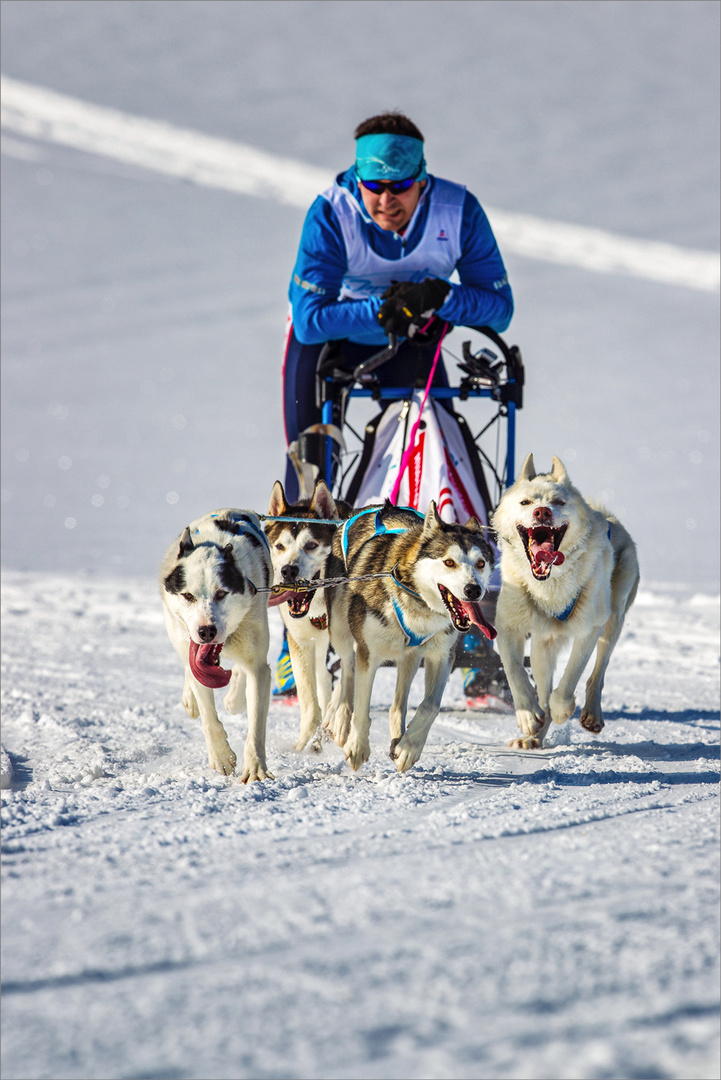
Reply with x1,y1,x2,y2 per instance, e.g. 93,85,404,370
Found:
277,110,515,705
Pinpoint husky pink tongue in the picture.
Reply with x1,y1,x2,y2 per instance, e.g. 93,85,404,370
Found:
531,539,565,566
461,601,497,640
268,589,297,608
189,641,232,688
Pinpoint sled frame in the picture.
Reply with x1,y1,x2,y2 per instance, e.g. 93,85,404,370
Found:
316,325,524,512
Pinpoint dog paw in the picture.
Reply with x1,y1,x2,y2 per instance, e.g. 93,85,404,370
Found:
182,688,199,718
295,735,323,754
325,704,352,748
208,746,237,775
239,759,274,783
579,709,604,734
344,732,370,772
509,735,543,750
550,690,576,725
390,736,421,773
516,707,545,736
223,687,246,715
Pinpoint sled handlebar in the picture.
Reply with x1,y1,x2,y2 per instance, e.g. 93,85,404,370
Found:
351,333,399,381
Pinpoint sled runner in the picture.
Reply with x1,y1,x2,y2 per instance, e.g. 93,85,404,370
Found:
289,324,524,708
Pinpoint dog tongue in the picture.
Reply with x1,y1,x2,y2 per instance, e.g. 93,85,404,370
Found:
531,539,565,566
189,641,232,688
268,589,302,608
461,601,497,640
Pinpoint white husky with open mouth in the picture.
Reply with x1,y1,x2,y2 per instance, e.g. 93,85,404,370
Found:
160,509,273,781
492,454,639,748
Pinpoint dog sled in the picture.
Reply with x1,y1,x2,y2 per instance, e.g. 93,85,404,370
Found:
288,323,525,707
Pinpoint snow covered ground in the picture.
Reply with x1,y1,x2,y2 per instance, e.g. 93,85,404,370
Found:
1,2,719,1078
1,575,719,1079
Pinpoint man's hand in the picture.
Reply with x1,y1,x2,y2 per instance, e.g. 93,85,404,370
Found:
377,278,451,339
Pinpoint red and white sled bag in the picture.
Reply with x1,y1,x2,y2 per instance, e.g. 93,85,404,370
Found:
353,390,489,526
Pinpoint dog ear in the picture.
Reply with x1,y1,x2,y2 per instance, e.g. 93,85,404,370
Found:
268,480,287,516
178,526,194,558
551,456,568,483
310,479,338,520
520,453,536,481
422,500,443,534
465,516,482,532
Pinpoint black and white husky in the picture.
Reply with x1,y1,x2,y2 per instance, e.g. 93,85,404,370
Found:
160,509,273,781
492,454,640,748
326,501,496,773
265,480,350,752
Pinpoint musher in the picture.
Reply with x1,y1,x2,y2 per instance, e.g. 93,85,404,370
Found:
275,111,514,702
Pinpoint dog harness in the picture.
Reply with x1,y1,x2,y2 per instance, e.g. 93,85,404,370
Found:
339,506,424,566
341,507,443,647
204,512,271,553
554,597,577,621
551,527,610,621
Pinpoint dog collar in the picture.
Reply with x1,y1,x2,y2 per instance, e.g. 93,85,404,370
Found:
310,614,327,630
391,596,440,648
554,596,577,621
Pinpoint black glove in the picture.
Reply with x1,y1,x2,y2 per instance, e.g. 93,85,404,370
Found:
377,278,451,339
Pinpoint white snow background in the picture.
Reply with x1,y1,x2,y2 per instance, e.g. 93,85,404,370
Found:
1,2,719,1079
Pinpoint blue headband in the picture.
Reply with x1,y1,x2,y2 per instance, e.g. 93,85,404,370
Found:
355,133,427,183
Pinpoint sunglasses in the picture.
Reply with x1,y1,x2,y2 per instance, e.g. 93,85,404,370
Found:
358,167,421,195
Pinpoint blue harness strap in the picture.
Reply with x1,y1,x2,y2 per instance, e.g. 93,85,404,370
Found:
342,506,438,646
391,597,440,647
555,597,577,621
340,506,423,565
554,526,611,621
206,512,271,553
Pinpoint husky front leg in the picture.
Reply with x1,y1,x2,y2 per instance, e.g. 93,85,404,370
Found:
392,651,451,773
388,650,422,759
239,659,273,782
549,627,603,731
580,564,637,733
496,627,546,747
222,665,247,715
315,635,333,715
287,633,322,752
517,634,561,748
344,651,379,772
325,614,355,748
188,673,237,775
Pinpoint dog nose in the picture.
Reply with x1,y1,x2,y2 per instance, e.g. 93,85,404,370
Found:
533,505,553,524
281,563,299,581
464,583,482,601
197,624,217,643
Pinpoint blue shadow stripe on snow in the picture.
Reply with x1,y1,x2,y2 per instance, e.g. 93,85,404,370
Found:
1,957,200,996
604,708,720,725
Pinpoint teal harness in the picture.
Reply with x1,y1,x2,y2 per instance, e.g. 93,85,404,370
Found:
341,507,442,647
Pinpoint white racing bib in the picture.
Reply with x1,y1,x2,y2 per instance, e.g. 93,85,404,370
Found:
322,177,465,300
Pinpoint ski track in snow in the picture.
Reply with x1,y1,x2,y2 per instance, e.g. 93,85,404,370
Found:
1,571,719,1080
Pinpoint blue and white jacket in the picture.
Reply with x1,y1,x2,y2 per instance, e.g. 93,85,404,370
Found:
289,166,513,346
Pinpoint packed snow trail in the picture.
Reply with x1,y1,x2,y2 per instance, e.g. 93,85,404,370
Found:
1,571,718,1079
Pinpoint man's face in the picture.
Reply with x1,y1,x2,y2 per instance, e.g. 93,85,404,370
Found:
359,180,425,233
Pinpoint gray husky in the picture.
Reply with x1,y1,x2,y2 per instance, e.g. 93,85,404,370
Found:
265,480,350,753
492,454,640,749
160,509,273,781
326,501,496,773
